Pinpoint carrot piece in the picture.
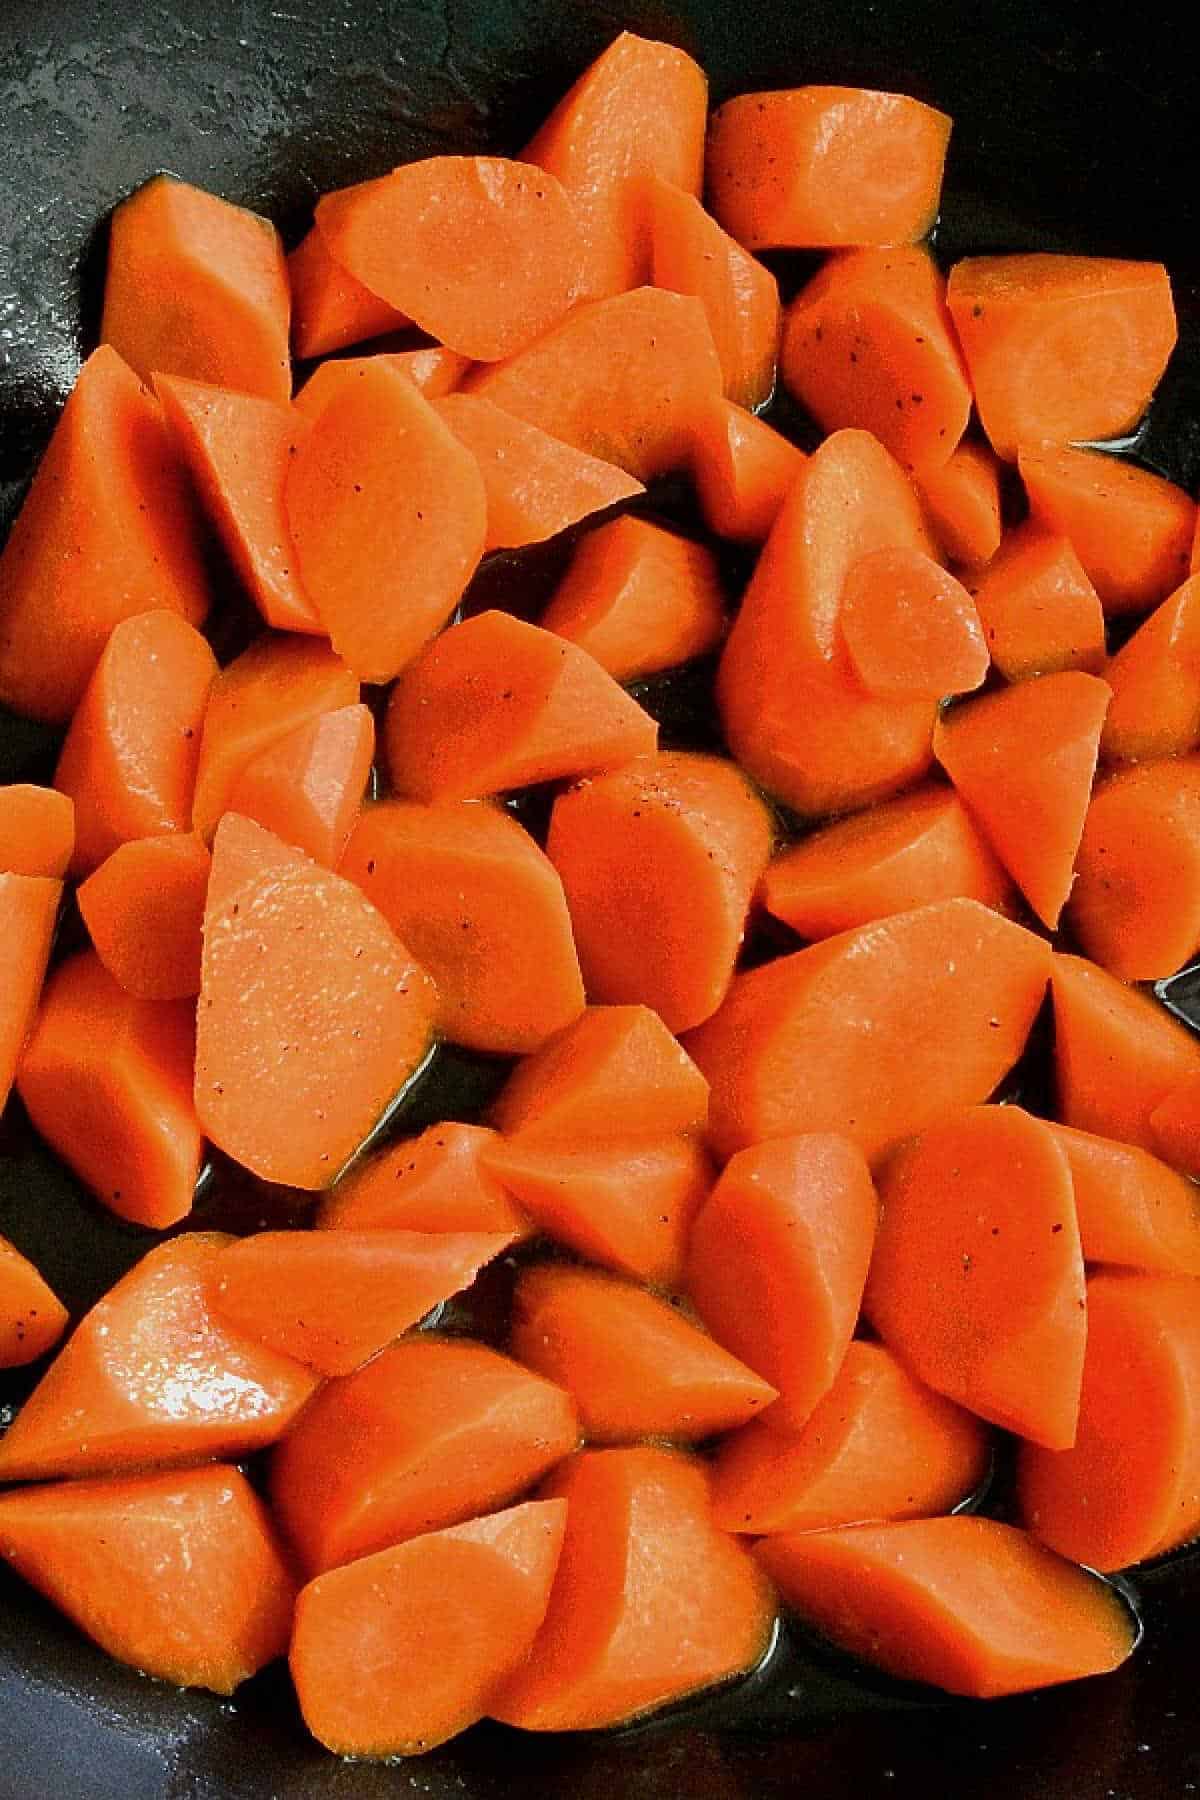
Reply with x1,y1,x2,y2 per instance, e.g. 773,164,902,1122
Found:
1101,573,1200,762
539,516,725,681
546,751,773,1033
1047,1123,1200,1275
77,834,210,1000
0,787,74,879
385,610,658,803
0,1466,296,1693
916,441,1003,567
1019,443,1196,614
1069,758,1200,981
689,396,806,543
465,288,723,481
757,1516,1134,1696
190,635,358,842
971,520,1107,682
17,951,199,1229
340,799,584,1056
101,175,290,401
782,249,970,472
684,897,1051,1164
762,786,1013,940
270,1336,577,1574
0,348,210,724
522,32,707,303
712,1340,989,1536
840,547,989,699
196,814,437,1190
947,255,1177,462
228,703,373,868
716,429,939,818
0,1234,319,1481
295,348,473,420
317,1123,531,1239
287,223,409,360
1150,1074,1200,1178
433,394,643,551
932,670,1110,929
1018,1271,1200,1569
490,1445,775,1730
0,1236,68,1368
511,1264,776,1443
0,875,60,1118
291,1500,567,1756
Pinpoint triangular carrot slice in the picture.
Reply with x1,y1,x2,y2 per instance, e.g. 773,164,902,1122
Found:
1051,952,1200,1151
1101,573,1200,763
0,1235,68,1369
288,224,409,361
1048,1123,1200,1273
317,1122,530,1238
688,395,805,545
0,873,60,1117
228,702,374,867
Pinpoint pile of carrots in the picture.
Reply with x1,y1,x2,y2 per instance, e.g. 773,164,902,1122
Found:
1,26,1199,1759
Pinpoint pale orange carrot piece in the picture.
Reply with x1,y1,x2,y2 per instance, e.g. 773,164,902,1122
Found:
0,1236,68,1368
1101,574,1200,762
77,834,210,1000
288,223,409,360
1150,1074,1200,1178
841,546,989,699
0,875,60,1118
228,703,374,868
0,786,74,879
1051,952,1200,1152
1047,1123,1200,1275
971,520,1107,682
317,1122,530,1239
295,348,473,419
1069,757,1200,981
917,441,1003,567
689,396,806,543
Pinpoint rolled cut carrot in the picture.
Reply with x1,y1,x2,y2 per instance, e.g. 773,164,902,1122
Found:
0,874,60,1117
295,348,472,418
0,787,75,879
916,441,1002,567
0,1236,68,1368
77,834,210,1000
688,397,806,544
1069,757,1200,981
970,521,1106,682
288,224,409,360
1047,1123,1200,1275
839,546,989,699
228,703,374,868
1101,574,1200,763
1150,1074,1200,1178
317,1122,530,1239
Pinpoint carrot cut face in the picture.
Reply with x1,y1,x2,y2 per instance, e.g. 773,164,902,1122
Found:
1150,1074,1200,1178
0,874,60,1116
1047,1124,1200,1276
0,1234,319,1482
269,1336,578,1575
490,1446,775,1732
317,1123,530,1239
970,521,1106,682
295,348,473,419
689,396,806,544
757,1517,1135,1697
1069,758,1200,981
916,441,1002,568
947,255,1177,462
547,751,774,1033
228,703,374,868
539,516,725,682
287,224,410,360
0,786,75,880
385,610,658,803
78,834,210,1000
1101,574,1200,763
0,348,210,724
17,950,200,1229
0,1236,68,1368
840,547,989,699
684,897,1051,1163
340,799,584,1056
290,1500,567,1757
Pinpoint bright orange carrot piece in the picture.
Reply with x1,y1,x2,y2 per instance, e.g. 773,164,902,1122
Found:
0,1236,68,1368
1019,442,1196,614
295,347,473,419
917,441,1002,567
228,703,373,868
840,546,989,699
971,520,1107,682
0,1234,319,1482
762,786,1013,940
0,787,74,879
547,751,773,1033
1150,1074,1200,1177
0,1466,296,1693
77,834,210,1000
1018,1271,1200,1569
1048,1123,1200,1275
0,348,210,723
689,396,806,543
539,515,725,680
0,875,60,1117
317,1122,530,1238
270,1336,577,1574
712,1340,990,1535
1194,509,1200,575
1051,952,1200,1152
757,1517,1134,1696
291,1500,567,1756
1069,758,1200,981
684,897,1051,1163
287,223,409,360
1101,574,1200,762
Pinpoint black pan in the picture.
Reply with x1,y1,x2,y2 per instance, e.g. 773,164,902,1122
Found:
2,2,1199,1795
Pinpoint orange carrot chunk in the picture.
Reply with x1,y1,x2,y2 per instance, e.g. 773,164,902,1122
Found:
688,396,806,544
295,347,473,418
971,521,1106,682
539,515,726,681
0,1236,68,1368
0,1466,296,1693
228,703,374,868
0,786,75,879
916,441,1003,568
1150,1074,1200,1178
0,875,60,1117
340,799,584,1056
757,1517,1134,1696
1051,952,1200,1152
1047,1123,1200,1276
1069,757,1200,981
317,1123,531,1239
1101,574,1200,762
290,1500,567,1757
712,1340,990,1536
0,1234,319,1482
77,834,210,1000
840,546,989,699
269,1336,578,1575
287,223,409,361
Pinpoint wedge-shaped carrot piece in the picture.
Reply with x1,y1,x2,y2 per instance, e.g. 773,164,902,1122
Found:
0,1235,318,1482
1150,1074,1200,1178
286,362,486,686
757,1517,1134,1696
1019,1272,1200,1569
317,158,582,362
933,670,1110,929
547,751,773,1033
782,249,970,472
270,1336,577,1574
466,288,723,481
916,441,1002,567
712,1340,989,1536
1019,443,1196,615
1052,952,1200,1152
291,1499,567,1756
716,429,939,817
319,1123,530,1238
1047,1124,1200,1275
154,374,321,635
0,1236,68,1368
0,349,210,724
762,786,1013,940
78,834,210,1000
386,611,658,803
434,394,643,551
540,516,725,680
1101,574,1200,762
491,1445,774,1730
841,547,989,699
295,347,473,418
511,1264,776,1443
971,520,1106,682
191,635,358,842
18,951,200,1229
1070,758,1200,981
0,787,74,879
684,898,1051,1163
0,875,60,1117
341,799,583,1055
228,703,373,868
287,224,409,360
707,86,950,251
689,396,806,543
522,31,707,302
864,1106,1085,1448
947,256,1177,463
